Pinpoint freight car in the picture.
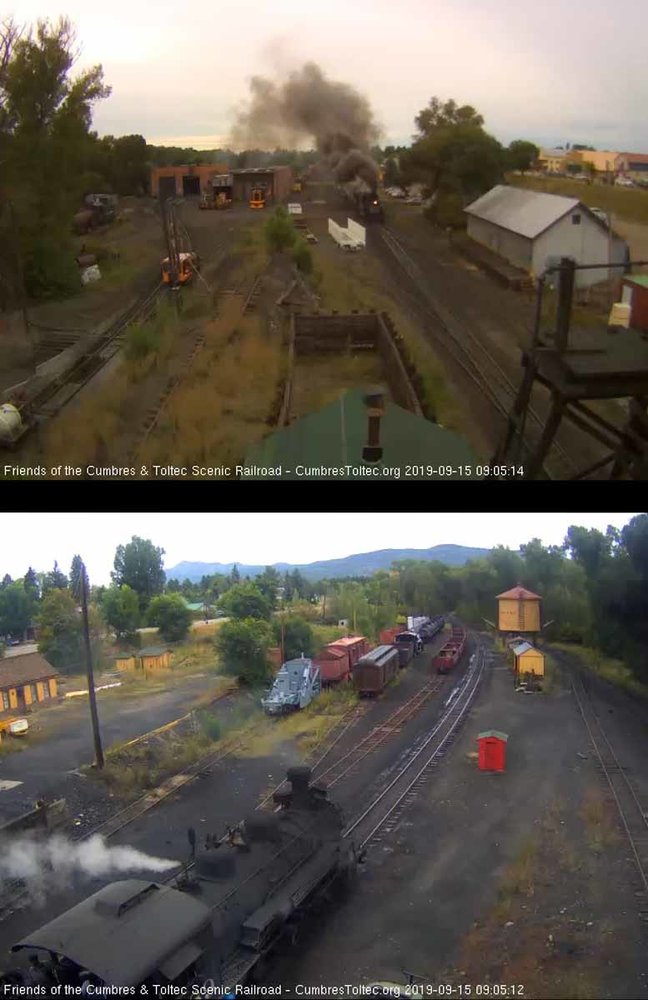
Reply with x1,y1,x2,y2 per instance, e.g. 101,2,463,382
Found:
314,635,370,685
353,644,399,696
8,767,355,992
433,625,467,675
261,656,321,715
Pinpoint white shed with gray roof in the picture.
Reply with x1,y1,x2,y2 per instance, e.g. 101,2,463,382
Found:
464,185,628,289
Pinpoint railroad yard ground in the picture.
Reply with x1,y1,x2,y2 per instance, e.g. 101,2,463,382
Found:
1,633,648,998
3,182,647,476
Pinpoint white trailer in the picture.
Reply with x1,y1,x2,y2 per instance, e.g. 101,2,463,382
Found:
328,217,363,251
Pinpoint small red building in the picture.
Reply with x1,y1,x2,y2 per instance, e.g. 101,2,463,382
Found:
621,275,648,332
477,730,508,772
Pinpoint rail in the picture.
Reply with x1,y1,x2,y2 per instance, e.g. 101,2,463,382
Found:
379,227,577,477
344,645,486,848
570,671,648,895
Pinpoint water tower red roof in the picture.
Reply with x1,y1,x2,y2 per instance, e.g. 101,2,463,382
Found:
496,585,541,600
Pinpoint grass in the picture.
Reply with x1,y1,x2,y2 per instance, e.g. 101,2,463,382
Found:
136,301,283,469
550,642,648,698
237,684,356,760
507,173,648,226
311,624,349,646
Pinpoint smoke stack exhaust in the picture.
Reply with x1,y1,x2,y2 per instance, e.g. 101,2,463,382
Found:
362,388,385,462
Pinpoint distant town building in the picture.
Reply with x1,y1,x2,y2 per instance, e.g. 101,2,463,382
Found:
615,151,648,182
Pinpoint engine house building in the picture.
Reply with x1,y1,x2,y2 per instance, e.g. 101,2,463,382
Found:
231,166,293,204
150,164,230,199
0,652,59,714
464,185,628,289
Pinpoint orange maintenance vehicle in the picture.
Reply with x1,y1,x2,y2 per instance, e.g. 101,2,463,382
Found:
249,186,267,209
161,251,200,286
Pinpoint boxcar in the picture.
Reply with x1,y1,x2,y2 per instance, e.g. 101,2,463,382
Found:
313,647,350,685
353,644,399,696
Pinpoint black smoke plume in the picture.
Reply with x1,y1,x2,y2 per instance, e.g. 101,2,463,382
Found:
232,62,381,191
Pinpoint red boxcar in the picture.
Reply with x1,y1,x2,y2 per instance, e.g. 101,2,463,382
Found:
313,635,369,685
313,647,350,685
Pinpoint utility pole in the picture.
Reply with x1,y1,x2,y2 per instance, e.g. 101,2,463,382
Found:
80,564,104,769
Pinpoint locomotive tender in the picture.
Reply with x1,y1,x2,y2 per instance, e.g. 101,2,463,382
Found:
8,767,355,992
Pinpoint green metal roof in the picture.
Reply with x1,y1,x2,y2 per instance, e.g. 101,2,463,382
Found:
478,730,509,741
625,274,648,288
138,646,170,657
244,389,479,479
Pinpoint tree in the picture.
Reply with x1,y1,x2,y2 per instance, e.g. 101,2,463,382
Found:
1,17,111,303
112,536,166,613
218,583,272,621
36,588,84,672
0,581,33,638
42,560,69,593
108,133,149,195
102,584,140,640
69,553,88,603
415,98,484,137
273,616,314,660
256,567,281,610
507,140,540,173
23,566,39,601
264,206,296,254
215,618,273,686
1,574,13,589
147,594,192,642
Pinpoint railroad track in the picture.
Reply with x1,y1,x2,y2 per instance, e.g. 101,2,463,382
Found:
344,646,487,849
314,678,446,790
379,227,578,478
16,280,163,431
570,671,648,899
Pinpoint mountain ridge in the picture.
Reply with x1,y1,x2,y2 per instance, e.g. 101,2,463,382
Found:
166,545,490,582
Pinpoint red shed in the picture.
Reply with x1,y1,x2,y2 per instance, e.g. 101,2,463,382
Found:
477,730,508,772
621,275,648,332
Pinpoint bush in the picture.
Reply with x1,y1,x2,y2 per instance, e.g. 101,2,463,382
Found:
273,616,315,660
198,712,221,741
24,235,82,300
148,594,192,642
292,240,313,274
264,208,297,254
124,321,161,360
214,618,273,686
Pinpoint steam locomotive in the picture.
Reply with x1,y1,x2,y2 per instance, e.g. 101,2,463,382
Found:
5,767,355,992
339,182,385,223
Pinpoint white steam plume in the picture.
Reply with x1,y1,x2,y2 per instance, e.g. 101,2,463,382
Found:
0,834,179,904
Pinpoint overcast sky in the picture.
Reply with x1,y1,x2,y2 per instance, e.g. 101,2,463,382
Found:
0,512,639,585
9,0,648,151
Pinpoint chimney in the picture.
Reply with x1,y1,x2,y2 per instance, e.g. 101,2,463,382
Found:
362,387,385,462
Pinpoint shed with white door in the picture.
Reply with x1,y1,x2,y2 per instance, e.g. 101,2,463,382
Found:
464,185,628,288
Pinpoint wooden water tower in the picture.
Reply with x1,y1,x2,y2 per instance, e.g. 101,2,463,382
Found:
496,585,542,640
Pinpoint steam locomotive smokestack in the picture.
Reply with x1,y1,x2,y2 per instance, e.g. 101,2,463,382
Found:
362,388,385,462
231,62,381,189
